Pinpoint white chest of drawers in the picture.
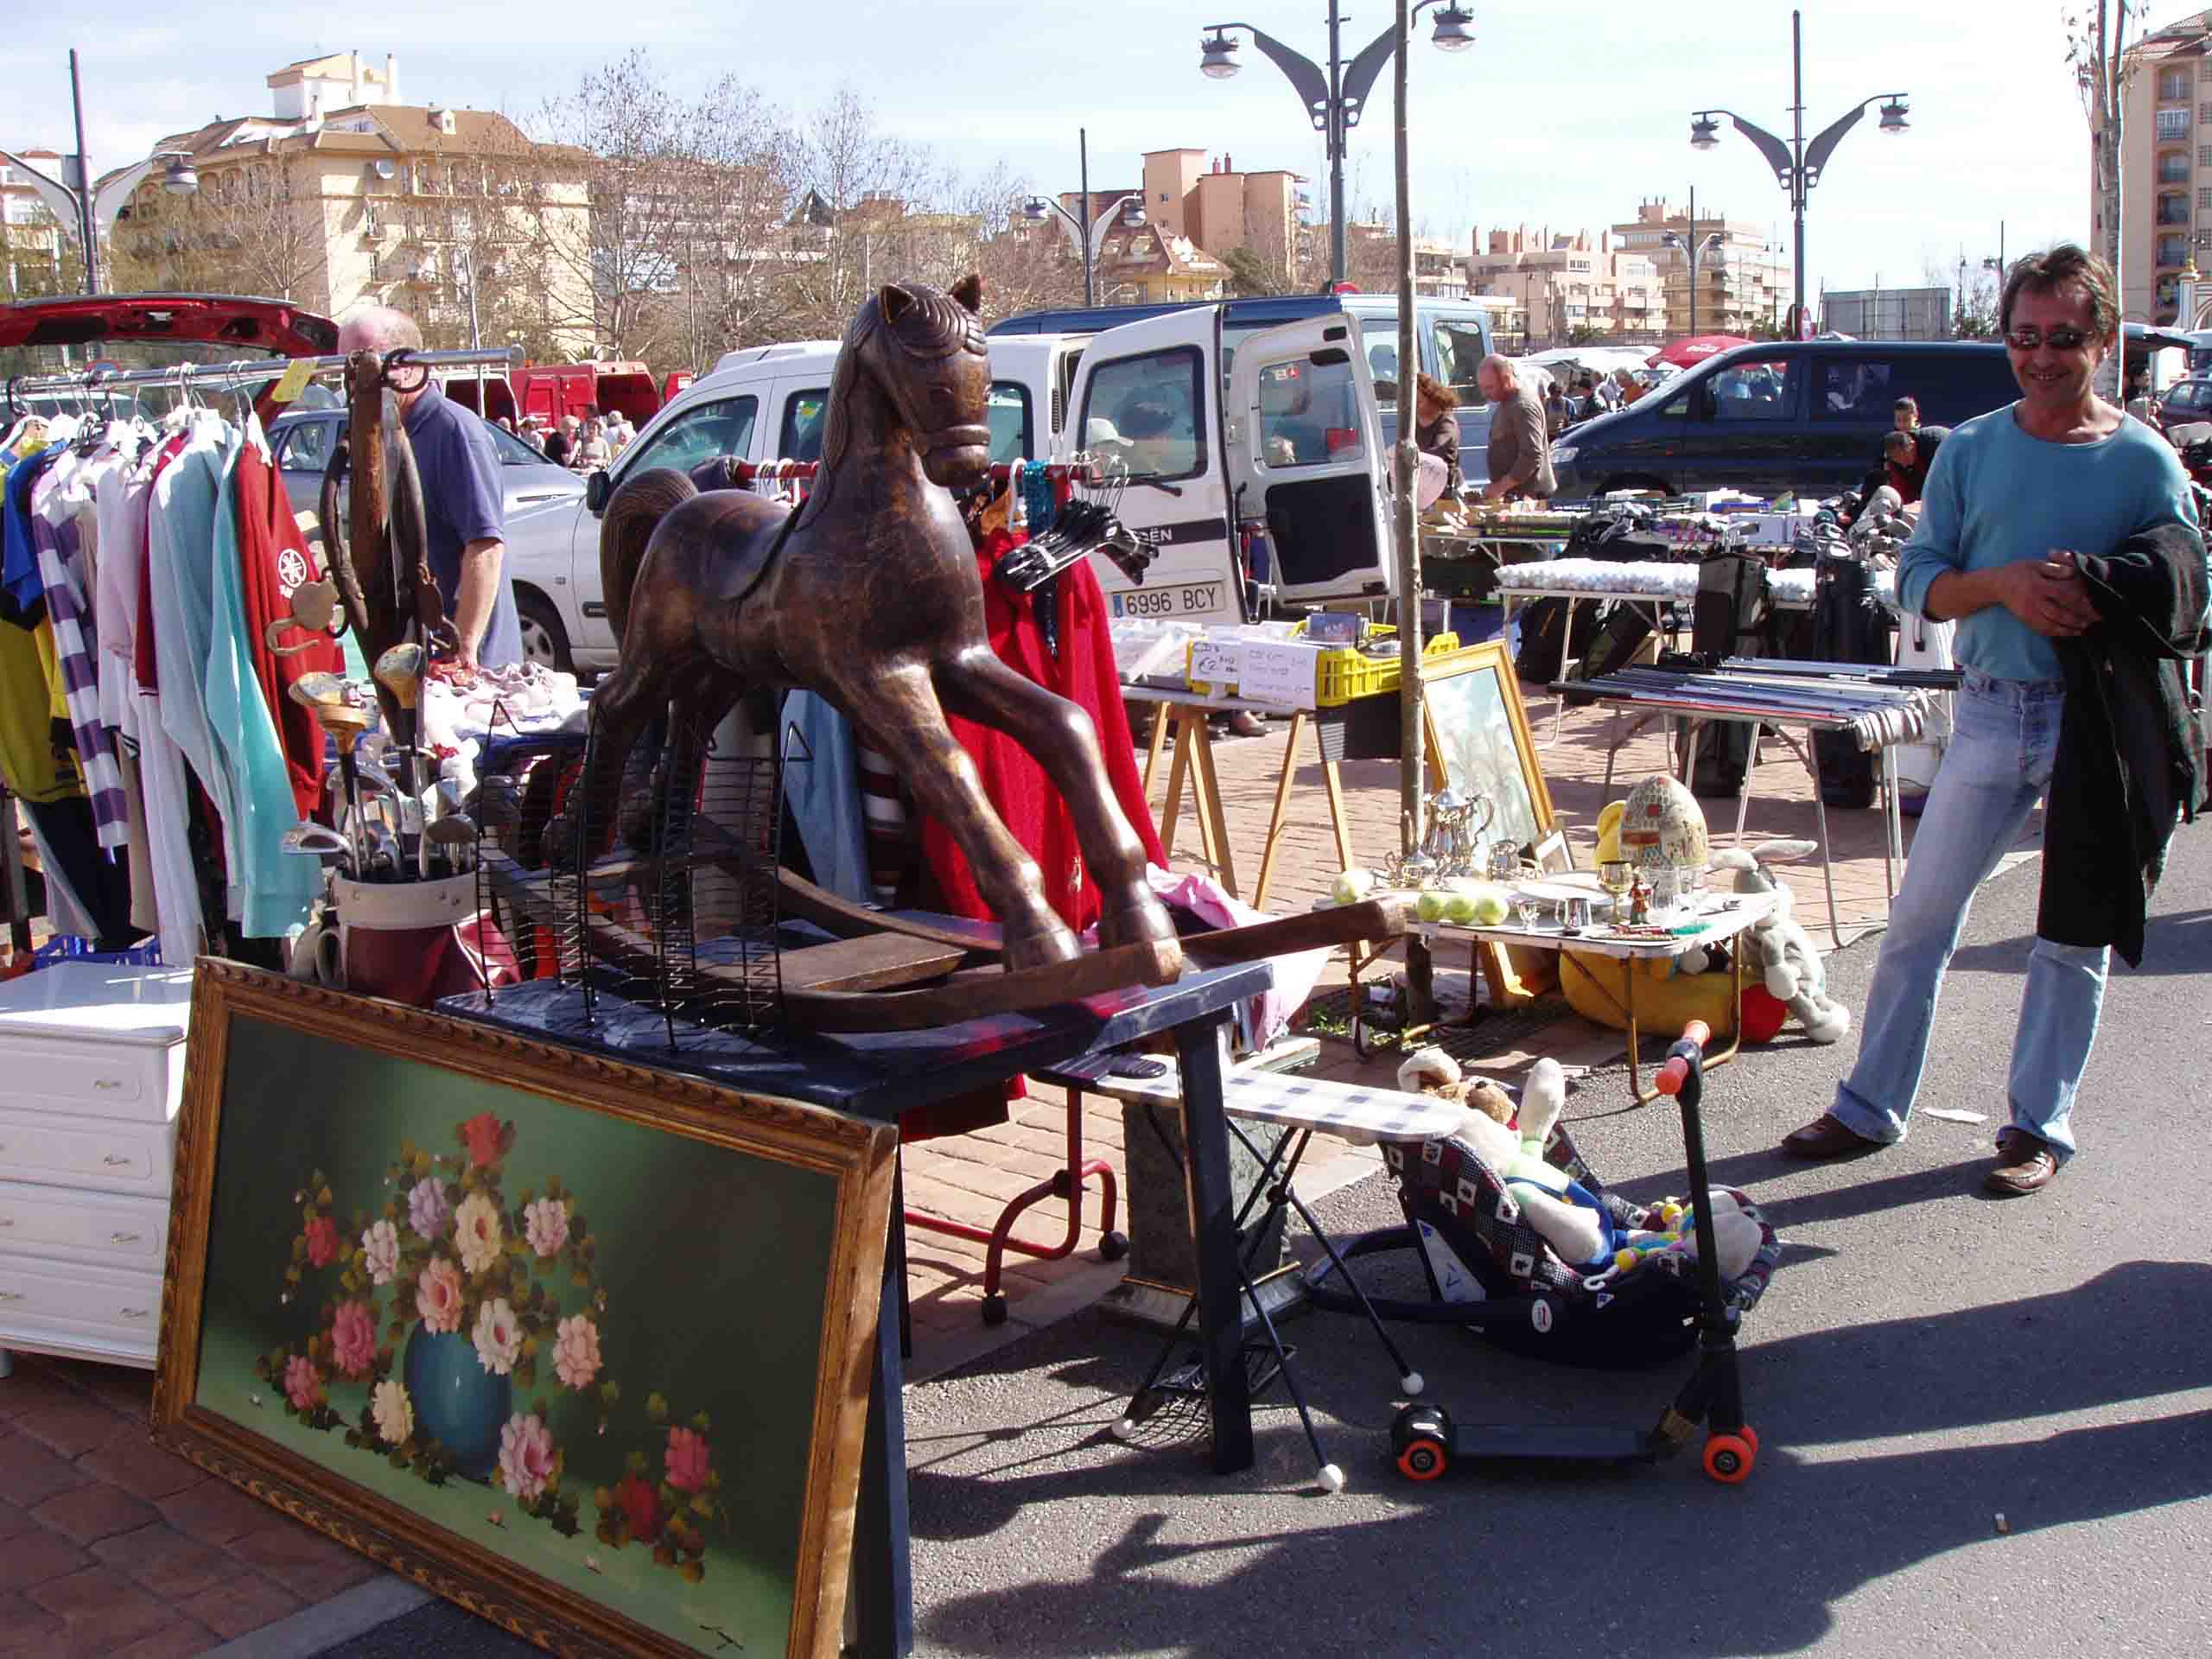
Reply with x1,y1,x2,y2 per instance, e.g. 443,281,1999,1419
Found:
0,963,194,1372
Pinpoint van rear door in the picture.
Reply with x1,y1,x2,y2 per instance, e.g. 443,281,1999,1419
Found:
1227,314,1394,604
1068,309,1241,626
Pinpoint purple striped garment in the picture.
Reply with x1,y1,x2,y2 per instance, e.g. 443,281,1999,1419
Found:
30,463,128,850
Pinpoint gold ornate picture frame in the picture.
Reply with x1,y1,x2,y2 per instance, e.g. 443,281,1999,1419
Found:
152,962,897,1659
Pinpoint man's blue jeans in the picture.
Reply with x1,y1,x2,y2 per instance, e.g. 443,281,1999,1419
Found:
1828,671,2107,1163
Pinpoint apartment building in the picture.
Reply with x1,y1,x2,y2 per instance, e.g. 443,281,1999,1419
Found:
1468,224,1664,345
1,148,72,296
120,53,594,353
1610,200,1784,336
1136,149,1304,274
2109,10,2212,326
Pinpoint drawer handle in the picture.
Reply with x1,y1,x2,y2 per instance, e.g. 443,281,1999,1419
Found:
120,1306,151,1319
109,1231,143,1245
101,1154,133,1167
93,1078,124,1091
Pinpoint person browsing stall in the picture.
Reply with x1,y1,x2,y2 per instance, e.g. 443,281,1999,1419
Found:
1779,245,2206,1196
1475,354,1554,504
1855,395,1948,509
1413,372,1464,497
336,305,524,671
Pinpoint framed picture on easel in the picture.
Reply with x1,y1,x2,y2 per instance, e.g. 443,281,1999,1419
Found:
1418,639,1558,859
151,962,897,1659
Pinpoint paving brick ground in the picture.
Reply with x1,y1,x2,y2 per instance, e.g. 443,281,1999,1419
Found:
0,670,2005,1647
0,1352,372,1656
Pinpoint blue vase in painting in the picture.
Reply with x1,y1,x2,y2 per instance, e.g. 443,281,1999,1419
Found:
404,1325,510,1481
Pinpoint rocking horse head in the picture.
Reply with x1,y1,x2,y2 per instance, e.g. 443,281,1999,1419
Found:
825,273,993,489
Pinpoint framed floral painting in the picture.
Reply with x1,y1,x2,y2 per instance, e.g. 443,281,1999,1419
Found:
153,963,897,1659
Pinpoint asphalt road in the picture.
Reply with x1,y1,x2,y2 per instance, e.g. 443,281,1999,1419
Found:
316,823,2212,1659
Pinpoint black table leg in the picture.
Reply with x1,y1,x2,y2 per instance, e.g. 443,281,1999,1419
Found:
851,1225,912,1656
1172,1013,1255,1475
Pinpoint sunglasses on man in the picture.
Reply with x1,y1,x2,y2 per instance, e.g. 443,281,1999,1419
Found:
2003,326,2094,352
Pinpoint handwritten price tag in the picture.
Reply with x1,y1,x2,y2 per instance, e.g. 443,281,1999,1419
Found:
268,359,316,405
1190,639,1242,689
1237,641,1320,709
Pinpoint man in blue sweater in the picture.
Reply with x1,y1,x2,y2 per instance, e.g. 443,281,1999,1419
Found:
1779,244,2202,1195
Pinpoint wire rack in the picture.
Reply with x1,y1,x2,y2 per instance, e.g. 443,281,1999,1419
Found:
472,706,794,1045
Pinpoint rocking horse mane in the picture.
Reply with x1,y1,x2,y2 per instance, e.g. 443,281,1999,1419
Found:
803,278,986,531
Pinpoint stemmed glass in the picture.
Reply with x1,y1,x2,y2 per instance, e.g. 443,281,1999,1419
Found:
1599,859,1635,921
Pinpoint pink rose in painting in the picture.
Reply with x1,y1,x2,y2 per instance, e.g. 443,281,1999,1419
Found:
330,1300,378,1378
416,1255,464,1334
283,1354,321,1411
360,1218,400,1286
551,1313,600,1389
407,1177,451,1241
497,1412,556,1500
523,1196,569,1259
303,1214,340,1269
461,1112,505,1168
665,1426,710,1493
472,1297,522,1376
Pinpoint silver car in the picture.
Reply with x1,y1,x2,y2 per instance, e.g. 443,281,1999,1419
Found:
268,407,586,525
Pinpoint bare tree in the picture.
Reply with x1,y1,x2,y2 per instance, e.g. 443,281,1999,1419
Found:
2069,1,2139,397
110,157,328,302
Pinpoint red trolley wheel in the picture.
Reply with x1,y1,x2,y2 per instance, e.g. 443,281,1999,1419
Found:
1702,1431,1757,1484
1396,1436,1450,1482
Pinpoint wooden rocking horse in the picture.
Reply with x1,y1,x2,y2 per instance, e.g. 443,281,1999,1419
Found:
577,275,1181,1003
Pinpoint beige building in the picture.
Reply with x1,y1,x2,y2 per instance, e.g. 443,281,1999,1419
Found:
1469,225,1665,346
1138,149,1303,274
118,53,594,355
1,148,72,296
1610,199,1785,337
2108,10,2212,326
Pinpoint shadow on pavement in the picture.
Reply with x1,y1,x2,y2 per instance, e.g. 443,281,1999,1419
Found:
914,1260,2212,1659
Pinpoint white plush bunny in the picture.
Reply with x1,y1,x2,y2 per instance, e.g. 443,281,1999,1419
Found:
1712,840,1851,1044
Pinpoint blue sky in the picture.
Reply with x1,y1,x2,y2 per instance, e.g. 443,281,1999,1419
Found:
5,1,2094,307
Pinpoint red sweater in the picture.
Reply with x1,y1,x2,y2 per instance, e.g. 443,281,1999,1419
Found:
233,442,344,817
917,532,1166,932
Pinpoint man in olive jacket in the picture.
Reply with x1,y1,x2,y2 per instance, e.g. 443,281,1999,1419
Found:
1476,355,1555,502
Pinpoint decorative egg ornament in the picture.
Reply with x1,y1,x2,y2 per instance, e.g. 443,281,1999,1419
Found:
1619,773,1709,870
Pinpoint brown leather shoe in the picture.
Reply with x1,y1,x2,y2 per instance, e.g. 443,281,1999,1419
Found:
1985,1128,2059,1196
1780,1113,1884,1160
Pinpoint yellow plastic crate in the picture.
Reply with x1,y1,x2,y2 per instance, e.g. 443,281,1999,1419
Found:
1313,629,1460,707
1184,624,1459,706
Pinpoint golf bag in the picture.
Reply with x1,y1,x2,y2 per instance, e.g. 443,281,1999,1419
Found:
1808,555,1891,807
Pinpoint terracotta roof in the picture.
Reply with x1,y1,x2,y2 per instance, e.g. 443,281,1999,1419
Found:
154,105,543,162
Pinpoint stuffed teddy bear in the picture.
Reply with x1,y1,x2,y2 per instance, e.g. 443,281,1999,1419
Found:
1396,1047,1516,1131
1712,840,1851,1044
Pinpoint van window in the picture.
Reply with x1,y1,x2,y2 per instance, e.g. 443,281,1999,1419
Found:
1711,360,1791,421
1816,359,1897,421
1433,321,1488,404
1080,346,1205,480
623,395,760,477
778,389,830,461
1368,340,1401,401
1656,391,1691,419
1256,356,1362,467
987,381,1033,461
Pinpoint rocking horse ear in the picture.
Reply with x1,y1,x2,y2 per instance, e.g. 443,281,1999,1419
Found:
950,272,984,315
879,284,916,324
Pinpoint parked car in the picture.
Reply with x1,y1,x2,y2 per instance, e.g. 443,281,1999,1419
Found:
268,406,586,527
2158,375,2212,429
1547,340,2022,500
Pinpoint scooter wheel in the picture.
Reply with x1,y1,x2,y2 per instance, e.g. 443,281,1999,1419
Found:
1391,1404,1452,1482
1702,1431,1757,1484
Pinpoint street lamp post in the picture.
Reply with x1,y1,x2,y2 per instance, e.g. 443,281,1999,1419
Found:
1,51,198,296
1198,1,1473,288
1690,7,1907,339
1662,183,1726,339
1024,129,1145,308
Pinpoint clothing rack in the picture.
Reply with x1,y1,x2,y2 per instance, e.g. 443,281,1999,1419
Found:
727,458,1100,488
5,346,524,411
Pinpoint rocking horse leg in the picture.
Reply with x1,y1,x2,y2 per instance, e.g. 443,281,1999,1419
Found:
843,664,1081,972
935,650,1175,951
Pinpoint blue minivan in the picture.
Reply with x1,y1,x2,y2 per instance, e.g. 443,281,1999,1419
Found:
1548,340,2022,499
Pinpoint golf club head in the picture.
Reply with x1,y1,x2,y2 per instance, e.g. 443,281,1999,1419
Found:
374,643,425,710
281,823,351,860
365,824,404,883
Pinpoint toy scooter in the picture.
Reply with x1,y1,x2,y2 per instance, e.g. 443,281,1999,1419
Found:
1389,1020,1761,1485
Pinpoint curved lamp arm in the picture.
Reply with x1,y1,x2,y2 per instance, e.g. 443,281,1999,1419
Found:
1087,195,1143,264
1700,110,1796,191
1339,0,1452,130
0,147,86,233
1802,99,1891,188
1206,22,1332,131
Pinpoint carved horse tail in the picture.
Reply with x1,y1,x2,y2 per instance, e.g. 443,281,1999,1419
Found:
598,466,700,652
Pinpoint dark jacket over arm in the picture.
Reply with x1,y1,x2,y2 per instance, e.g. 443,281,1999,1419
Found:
2041,519,2211,967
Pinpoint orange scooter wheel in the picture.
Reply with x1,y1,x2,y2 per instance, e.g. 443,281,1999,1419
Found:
1702,1430,1757,1484
1396,1435,1450,1482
